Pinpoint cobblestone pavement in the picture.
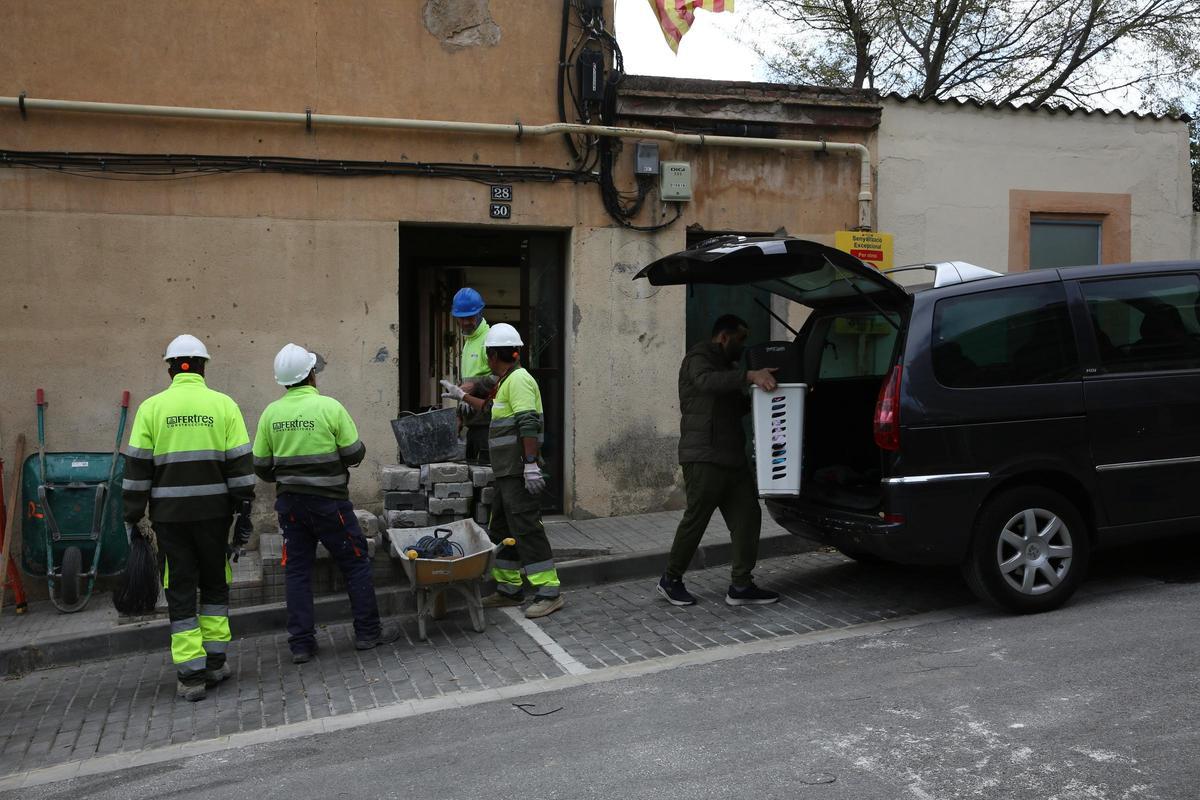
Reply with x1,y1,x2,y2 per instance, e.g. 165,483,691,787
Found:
1,509,789,654
545,506,789,555
0,550,972,780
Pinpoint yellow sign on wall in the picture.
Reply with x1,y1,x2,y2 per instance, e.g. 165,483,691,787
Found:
835,231,894,270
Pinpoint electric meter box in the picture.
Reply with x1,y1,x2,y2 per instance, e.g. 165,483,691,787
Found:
659,161,694,201
635,141,660,175
751,383,806,497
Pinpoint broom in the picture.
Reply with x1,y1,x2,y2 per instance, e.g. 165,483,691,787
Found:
112,525,160,615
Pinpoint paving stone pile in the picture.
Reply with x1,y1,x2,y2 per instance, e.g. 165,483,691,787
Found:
380,463,495,538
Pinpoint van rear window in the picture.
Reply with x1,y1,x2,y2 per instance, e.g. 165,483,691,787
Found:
816,313,900,379
932,283,1078,388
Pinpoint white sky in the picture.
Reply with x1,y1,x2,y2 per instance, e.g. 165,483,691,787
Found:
614,0,767,81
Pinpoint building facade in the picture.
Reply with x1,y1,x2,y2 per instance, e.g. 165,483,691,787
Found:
1,1,1194,533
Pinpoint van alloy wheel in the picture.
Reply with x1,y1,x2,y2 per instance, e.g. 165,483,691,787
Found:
962,486,1090,614
996,508,1073,595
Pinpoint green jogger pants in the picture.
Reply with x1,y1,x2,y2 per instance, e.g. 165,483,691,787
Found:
666,462,762,587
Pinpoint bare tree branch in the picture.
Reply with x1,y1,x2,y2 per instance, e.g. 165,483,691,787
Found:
757,0,1200,110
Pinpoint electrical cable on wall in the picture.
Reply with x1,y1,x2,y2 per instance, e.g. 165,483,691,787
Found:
559,0,682,231
0,151,597,185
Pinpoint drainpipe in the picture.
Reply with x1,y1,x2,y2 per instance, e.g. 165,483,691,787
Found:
0,94,875,229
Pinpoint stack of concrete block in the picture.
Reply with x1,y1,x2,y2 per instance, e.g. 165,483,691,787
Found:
471,465,495,525
379,461,498,535
381,461,475,531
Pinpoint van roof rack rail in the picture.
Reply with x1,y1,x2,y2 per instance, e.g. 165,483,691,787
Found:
883,261,1003,288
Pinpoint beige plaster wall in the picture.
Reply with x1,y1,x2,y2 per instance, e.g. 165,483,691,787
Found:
0,212,398,517
876,101,1194,270
0,0,879,520
566,226,688,517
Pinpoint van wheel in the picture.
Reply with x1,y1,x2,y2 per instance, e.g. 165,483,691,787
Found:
961,487,1090,614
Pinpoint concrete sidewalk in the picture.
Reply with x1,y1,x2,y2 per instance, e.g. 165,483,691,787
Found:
0,507,813,676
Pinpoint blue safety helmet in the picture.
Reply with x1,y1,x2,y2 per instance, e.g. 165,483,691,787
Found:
451,287,485,318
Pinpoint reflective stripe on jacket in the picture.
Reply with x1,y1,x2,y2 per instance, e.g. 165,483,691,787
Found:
122,373,254,523
488,366,543,478
252,386,365,500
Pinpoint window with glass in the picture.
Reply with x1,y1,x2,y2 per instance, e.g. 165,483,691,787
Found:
1080,274,1200,374
1029,220,1102,269
932,283,1078,387
816,312,900,379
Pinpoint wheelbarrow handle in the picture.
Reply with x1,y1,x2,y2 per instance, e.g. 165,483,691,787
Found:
35,389,48,482
109,391,131,484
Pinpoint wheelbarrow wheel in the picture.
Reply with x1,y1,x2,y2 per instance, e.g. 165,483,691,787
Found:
61,546,82,607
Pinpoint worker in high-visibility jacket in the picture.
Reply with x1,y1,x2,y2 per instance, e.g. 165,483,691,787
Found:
253,344,399,664
122,334,255,702
442,323,563,618
447,287,495,463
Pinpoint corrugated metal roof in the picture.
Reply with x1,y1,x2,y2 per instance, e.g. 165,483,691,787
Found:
881,92,1191,122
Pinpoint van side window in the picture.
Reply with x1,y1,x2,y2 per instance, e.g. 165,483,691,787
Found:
932,283,1078,388
816,313,900,379
1079,274,1200,374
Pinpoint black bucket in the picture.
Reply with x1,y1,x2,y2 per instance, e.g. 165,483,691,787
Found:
391,408,465,466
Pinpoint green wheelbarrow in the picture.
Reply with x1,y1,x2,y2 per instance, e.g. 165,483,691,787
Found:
20,389,131,612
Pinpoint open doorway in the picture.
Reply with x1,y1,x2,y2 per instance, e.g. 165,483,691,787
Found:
397,226,566,511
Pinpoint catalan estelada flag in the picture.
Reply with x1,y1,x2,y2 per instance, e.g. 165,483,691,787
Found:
647,0,735,53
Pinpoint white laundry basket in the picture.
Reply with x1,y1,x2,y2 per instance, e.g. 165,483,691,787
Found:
751,383,806,496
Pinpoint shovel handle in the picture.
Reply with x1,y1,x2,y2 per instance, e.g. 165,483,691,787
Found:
121,391,130,408
36,388,44,407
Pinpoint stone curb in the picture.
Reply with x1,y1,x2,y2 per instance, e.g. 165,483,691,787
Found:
0,532,813,676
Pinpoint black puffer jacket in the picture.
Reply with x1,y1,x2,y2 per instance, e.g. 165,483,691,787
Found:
677,342,750,468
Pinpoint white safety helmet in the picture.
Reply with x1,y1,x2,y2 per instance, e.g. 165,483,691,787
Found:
163,334,211,361
484,323,523,348
274,343,318,386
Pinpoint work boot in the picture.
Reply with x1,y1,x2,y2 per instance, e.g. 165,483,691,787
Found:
355,622,402,651
204,663,232,687
176,680,207,702
525,595,564,619
656,574,697,607
725,583,780,606
292,644,319,665
482,591,525,608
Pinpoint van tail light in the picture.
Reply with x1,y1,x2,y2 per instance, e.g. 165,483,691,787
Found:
874,365,902,452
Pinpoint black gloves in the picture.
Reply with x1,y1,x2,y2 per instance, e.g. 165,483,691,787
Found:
230,500,253,561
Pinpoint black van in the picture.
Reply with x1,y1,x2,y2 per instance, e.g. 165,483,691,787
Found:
638,237,1200,613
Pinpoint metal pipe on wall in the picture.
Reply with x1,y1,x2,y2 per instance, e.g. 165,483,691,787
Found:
0,95,875,229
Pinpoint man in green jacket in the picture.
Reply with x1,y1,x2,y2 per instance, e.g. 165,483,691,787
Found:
442,323,563,619
657,315,781,607
446,287,495,463
123,334,255,702
253,344,399,664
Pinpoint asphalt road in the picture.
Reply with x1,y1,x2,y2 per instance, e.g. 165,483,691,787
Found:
10,550,1198,800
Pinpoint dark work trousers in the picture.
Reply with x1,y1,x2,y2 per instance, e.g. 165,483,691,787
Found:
667,462,762,587
275,493,381,655
488,475,559,598
155,517,232,686
465,426,491,464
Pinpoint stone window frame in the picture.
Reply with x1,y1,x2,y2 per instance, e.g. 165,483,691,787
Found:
1008,189,1131,272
